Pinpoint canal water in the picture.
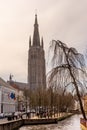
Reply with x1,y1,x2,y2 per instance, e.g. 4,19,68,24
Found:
18,114,82,130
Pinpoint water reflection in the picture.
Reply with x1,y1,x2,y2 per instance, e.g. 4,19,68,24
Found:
19,115,82,130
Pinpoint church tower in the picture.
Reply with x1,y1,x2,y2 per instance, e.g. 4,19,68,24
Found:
28,14,46,90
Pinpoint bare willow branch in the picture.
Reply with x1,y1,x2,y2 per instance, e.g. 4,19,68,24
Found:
48,39,87,119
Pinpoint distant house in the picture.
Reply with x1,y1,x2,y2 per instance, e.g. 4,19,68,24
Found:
7,80,29,91
74,100,80,111
82,95,87,113
0,77,18,113
7,80,29,111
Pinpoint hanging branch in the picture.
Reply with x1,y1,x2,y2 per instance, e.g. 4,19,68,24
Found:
48,40,87,119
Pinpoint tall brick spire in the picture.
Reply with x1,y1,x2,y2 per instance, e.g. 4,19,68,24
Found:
28,14,46,90
33,14,40,46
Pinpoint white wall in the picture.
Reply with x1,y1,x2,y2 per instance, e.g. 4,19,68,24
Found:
0,85,18,113
0,90,1,113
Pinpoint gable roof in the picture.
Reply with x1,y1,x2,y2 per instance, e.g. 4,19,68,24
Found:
7,81,29,91
0,77,16,91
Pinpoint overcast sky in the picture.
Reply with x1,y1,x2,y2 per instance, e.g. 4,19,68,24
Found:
0,0,87,82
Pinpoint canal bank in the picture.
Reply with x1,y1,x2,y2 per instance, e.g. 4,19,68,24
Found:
0,113,74,130
18,114,82,130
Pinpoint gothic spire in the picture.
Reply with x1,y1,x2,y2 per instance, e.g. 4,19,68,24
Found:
41,37,44,48
29,36,31,48
33,14,40,46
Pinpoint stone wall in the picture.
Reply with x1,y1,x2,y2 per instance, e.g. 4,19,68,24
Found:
0,118,58,130
0,119,23,130
24,118,58,125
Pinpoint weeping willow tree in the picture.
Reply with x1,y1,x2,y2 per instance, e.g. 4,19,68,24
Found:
48,40,87,119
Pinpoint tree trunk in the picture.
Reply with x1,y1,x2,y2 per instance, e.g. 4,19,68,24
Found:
69,66,86,120
63,46,86,120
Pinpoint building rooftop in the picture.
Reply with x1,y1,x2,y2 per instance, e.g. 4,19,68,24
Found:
0,77,17,91
7,80,29,91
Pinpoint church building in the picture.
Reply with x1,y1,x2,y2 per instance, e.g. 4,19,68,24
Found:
28,14,46,90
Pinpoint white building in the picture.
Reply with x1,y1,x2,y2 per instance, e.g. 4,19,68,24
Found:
0,78,18,113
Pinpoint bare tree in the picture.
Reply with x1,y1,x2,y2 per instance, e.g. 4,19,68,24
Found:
48,40,87,119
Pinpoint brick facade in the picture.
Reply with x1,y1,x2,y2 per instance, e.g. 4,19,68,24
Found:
28,15,46,90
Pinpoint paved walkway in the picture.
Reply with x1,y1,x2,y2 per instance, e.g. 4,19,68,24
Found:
29,112,70,119
0,113,71,124
0,118,9,124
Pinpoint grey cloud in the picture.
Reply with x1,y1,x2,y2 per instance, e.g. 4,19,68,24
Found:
0,0,87,82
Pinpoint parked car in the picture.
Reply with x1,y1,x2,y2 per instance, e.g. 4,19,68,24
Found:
4,113,9,118
14,111,22,119
0,113,4,119
7,113,14,121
